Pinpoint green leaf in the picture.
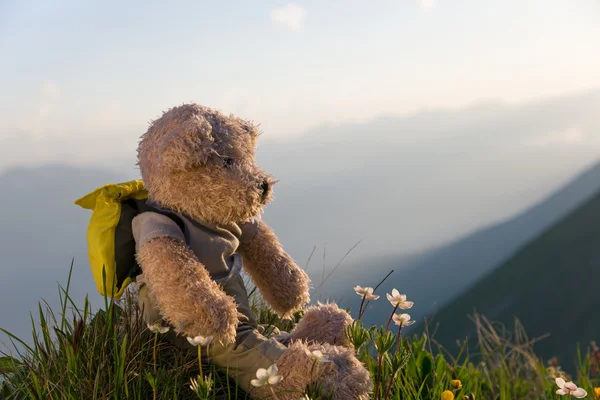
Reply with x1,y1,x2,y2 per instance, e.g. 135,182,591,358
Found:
420,352,433,377
0,356,24,374
418,352,434,398
145,371,156,389
0,381,13,399
435,353,447,379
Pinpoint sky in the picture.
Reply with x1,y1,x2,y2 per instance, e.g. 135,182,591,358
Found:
2,0,600,353
1,0,600,171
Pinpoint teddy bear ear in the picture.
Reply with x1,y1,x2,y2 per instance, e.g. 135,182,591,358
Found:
157,113,216,171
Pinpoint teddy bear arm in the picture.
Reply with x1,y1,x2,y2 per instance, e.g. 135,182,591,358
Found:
133,213,238,344
239,221,311,317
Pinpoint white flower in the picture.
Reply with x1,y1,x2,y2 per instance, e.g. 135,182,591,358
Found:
250,364,283,387
187,335,213,347
392,313,415,327
555,377,587,397
354,285,380,300
147,323,170,334
386,289,414,309
189,377,199,392
309,350,330,363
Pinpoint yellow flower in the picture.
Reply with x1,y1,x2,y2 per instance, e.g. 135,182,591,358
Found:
451,379,463,389
441,390,455,400
594,387,600,399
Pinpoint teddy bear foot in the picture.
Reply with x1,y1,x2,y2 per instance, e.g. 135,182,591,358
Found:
290,302,355,349
308,342,372,400
250,341,372,400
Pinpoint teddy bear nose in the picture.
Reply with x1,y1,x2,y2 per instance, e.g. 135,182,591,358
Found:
260,180,270,195
261,180,270,193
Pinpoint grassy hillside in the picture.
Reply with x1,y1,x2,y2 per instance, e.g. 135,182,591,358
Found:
423,187,600,371
2,268,600,399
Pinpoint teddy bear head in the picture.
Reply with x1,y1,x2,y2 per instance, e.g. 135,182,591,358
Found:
137,103,275,225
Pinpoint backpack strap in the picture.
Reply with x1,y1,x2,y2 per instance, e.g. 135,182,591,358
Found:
133,199,185,232
113,198,185,289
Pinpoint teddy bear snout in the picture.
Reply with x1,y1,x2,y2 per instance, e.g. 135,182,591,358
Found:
260,180,270,201
260,180,270,194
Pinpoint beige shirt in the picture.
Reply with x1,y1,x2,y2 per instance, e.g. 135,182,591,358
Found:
132,210,259,281
131,209,261,327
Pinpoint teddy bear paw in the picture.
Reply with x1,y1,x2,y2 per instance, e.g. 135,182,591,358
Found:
250,340,371,400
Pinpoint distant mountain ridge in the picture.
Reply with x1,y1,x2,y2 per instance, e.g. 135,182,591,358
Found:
2,90,600,350
423,185,600,370
0,165,122,344
333,160,600,330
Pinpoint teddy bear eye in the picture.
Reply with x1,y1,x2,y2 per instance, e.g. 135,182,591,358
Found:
223,158,234,168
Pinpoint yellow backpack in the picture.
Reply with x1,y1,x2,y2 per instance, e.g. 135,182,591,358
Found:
74,180,182,298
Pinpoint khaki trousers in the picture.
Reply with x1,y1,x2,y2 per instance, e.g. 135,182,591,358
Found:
135,274,289,393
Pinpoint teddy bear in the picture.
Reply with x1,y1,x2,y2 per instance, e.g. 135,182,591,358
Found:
131,103,372,399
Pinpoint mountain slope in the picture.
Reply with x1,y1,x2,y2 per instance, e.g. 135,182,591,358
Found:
260,90,600,264
423,187,600,369
331,160,600,329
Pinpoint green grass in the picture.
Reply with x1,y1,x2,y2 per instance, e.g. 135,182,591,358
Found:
1,265,600,400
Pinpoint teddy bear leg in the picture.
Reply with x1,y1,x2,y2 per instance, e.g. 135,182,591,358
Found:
289,302,355,349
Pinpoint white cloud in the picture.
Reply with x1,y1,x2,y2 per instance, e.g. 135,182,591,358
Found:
270,3,306,31
528,127,586,147
417,0,436,11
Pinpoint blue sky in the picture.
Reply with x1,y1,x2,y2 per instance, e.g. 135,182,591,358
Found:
1,0,599,165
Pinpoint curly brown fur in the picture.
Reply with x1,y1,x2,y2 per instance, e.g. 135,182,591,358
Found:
249,340,336,400
290,302,354,348
136,236,239,344
137,103,273,226
310,342,372,400
250,341,372,400
239,221,311,317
